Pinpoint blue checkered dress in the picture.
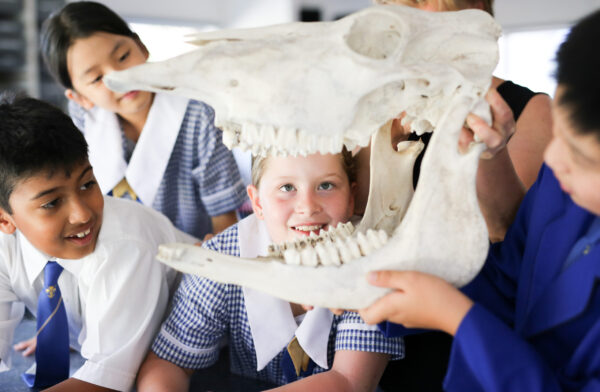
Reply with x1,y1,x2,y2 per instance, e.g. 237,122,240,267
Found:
152,223,405,386
70,100,247,239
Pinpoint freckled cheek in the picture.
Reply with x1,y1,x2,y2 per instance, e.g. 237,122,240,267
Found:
323,193,353,220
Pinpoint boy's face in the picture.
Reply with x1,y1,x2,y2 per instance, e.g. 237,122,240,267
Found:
247,153,355,244
0,161,104,259
544,86,600,215
66,31,152,118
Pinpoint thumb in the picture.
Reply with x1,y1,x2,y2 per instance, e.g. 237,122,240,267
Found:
367,270,408,289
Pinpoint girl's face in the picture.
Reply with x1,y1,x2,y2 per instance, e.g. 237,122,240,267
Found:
247,154,355,244
66,32,153,117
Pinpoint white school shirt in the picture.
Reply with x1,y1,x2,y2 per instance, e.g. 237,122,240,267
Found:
0,196,195,391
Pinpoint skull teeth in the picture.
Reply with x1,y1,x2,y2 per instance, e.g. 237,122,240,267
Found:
267,221,389,267
221,121,347,157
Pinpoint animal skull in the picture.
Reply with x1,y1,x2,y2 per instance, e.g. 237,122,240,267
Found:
105,5,501,309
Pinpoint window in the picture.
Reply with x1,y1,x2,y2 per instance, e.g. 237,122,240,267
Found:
495,27,570,96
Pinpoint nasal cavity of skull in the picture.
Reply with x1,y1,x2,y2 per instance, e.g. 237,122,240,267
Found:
345,13,403,60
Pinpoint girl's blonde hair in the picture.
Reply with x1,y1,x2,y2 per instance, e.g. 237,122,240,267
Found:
374,0,494,16
251,148,357,188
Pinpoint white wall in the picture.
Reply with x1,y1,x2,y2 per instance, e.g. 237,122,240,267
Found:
495,0,600,31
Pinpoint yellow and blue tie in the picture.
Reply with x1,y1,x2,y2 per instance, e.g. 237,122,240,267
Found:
108,177,141,202
22,261,70,388
281,336,315,382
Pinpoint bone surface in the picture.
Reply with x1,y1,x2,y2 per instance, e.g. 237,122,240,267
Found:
105,5,500,309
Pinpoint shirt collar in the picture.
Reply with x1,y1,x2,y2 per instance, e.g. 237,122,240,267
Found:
82,93,189,205
237,215,334,371
18,231,85,283
18,231,49,286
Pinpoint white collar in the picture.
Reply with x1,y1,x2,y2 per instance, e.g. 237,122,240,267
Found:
238,215,333,371
18,231,85,284
19,231,49,286
82,93,189,205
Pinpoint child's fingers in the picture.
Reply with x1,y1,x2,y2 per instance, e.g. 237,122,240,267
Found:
466,113,503,152
487,89,514,129
22,344,36,356
359,291,405,325
461,89,516,159
13,336,37,356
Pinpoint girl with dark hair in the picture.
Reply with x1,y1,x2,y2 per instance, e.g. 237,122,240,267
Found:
40,1,246,240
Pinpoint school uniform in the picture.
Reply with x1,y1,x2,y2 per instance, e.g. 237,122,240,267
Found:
152,214,404,386
384,165,600,391
69,94,247,239
0,197,195,391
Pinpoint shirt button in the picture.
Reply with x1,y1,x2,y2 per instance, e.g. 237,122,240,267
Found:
583,245,592,255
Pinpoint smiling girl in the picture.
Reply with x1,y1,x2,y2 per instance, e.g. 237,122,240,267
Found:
40,1,246,240
136,150,403,391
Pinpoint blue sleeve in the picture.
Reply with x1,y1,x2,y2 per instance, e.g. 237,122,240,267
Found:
335,312,404,361
381,166,547,337
461,165,549,325
445,304,600,392
151,224,240,368
151,274,230,369
190,101,247,216
444,166,600,391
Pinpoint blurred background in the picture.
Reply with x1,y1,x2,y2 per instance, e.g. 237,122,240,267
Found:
1,0,600,111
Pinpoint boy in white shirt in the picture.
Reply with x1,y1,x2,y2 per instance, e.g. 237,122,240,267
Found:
0,94,194,391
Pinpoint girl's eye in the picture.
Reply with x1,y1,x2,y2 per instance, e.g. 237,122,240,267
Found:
42,199,59,209
90,75,103,84
279,184,295,192
119,51,130,62
318,182,334,191
81,180,97,191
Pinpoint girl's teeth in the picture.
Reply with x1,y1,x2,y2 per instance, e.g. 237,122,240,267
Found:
295,225,322,232
76,228,91,238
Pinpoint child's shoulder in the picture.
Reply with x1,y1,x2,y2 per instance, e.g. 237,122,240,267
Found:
99,196,181,246
202,223,240,257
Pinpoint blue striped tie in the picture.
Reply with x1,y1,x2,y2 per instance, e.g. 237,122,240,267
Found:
22,261,70,388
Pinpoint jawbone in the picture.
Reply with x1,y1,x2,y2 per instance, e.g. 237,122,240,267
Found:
105,5,499,309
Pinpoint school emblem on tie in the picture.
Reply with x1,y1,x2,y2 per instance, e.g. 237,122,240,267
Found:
45,285,57,299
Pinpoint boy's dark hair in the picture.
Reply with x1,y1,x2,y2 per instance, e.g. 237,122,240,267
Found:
40,1,138,89
0,92,88,213
555,9,600,139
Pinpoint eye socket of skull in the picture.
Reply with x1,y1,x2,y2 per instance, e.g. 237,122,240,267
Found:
344,12,404,60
